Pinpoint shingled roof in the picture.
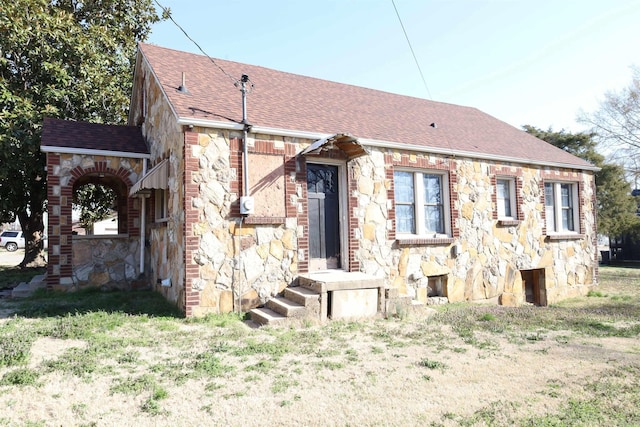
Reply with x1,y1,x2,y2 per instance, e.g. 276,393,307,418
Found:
138,43,594,170
41,118,148,156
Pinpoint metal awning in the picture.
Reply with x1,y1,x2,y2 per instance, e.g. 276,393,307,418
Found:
299,133,368,160
129,159,168,196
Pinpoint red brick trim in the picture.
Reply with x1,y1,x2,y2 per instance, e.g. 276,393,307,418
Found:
385,153,459,239
47,155,142,290
490,165,524,221
347,162,359,272
541,171,584,235
296,158,309,274
183,131,201,316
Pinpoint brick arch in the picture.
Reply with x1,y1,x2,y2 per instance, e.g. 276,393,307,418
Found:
68,162,135,188
46,155,143,290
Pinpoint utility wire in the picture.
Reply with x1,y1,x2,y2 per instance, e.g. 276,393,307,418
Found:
391,0,432,100
153,0,239,85
391,0,456,157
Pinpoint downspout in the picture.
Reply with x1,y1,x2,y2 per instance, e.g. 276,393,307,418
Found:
139,159,147,276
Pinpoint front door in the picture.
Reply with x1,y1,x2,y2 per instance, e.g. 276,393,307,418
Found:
307,163,340,271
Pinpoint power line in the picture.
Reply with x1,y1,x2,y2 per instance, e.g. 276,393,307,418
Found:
391,0,432,100
153,0,239,85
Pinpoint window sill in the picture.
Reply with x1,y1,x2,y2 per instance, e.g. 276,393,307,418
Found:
74,234,129,239
396,236,454,246
243,216,286,225
497,219,520,227
546,233,584,241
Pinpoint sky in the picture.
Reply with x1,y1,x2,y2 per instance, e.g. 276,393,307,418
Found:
148,0,640,133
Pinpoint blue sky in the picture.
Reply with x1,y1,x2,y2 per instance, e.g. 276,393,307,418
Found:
148,0,640,133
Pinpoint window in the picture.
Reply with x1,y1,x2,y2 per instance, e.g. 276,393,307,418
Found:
394,170,450,236
155,189,168,222
496,178,516,219
544,182,578,233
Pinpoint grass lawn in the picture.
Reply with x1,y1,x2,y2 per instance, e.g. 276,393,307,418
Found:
0,265,638,426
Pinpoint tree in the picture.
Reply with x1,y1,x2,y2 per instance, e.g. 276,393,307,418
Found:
74,183,116,234
0,0,164,267
578,66,640,180
523,125,640,238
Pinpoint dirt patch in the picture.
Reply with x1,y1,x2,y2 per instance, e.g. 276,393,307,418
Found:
28,337,87,368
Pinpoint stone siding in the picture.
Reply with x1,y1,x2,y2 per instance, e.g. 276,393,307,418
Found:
72,236,140,289
175,129,597,315
132,56,187,311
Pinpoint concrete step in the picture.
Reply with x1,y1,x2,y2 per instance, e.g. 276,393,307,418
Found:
11,274,47,299
284,286,320,307
266,297,307,318
29,275,46,288
249,307,288,326
11,282,33,298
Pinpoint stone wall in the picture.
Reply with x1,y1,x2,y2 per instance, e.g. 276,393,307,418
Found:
165,126,597,315
184,130,301,316
71,236,140,290
132,56,187,311
351,150,597,306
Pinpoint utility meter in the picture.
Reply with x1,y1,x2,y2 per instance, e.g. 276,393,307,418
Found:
240,196,255,215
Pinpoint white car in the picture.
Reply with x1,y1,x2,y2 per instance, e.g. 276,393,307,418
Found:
0,230,25,252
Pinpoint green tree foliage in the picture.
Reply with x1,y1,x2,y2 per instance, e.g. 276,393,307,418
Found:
0,0,163,266
74,184,116,234
523,125,640,238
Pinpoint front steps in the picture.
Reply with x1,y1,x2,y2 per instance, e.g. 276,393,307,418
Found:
250,285,321,326
249,271,382,326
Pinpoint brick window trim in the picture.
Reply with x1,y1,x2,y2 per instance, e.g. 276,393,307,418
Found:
385,153,459,240
541,174,584,235
490,166,524,221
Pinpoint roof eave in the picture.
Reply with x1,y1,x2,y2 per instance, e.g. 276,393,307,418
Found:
41,145,151,159
175,117,599,172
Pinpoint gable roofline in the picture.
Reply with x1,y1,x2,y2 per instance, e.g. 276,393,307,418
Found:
129,46,182,126
175,117,600,172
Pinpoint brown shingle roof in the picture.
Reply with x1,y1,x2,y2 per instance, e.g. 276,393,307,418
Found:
139,43,593,169
41,118,148,155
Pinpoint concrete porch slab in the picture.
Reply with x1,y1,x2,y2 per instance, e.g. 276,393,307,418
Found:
298,271,384,293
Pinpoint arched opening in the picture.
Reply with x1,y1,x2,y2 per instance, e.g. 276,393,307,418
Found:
72,174,129,235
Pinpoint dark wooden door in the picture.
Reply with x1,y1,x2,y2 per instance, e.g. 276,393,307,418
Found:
307,164,340,270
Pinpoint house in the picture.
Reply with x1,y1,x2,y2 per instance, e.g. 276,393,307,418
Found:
41,43,599,321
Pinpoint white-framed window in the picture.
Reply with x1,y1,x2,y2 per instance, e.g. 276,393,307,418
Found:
394,170,450,236
544,182,578,233
155,188,168,222
496,178,516,219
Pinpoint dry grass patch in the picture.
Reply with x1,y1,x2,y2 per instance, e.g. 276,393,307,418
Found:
0,267,638,426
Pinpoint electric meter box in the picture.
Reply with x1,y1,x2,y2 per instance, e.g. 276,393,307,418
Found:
240,196,255,215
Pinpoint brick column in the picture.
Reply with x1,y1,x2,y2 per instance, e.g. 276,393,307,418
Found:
183,131,201,316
